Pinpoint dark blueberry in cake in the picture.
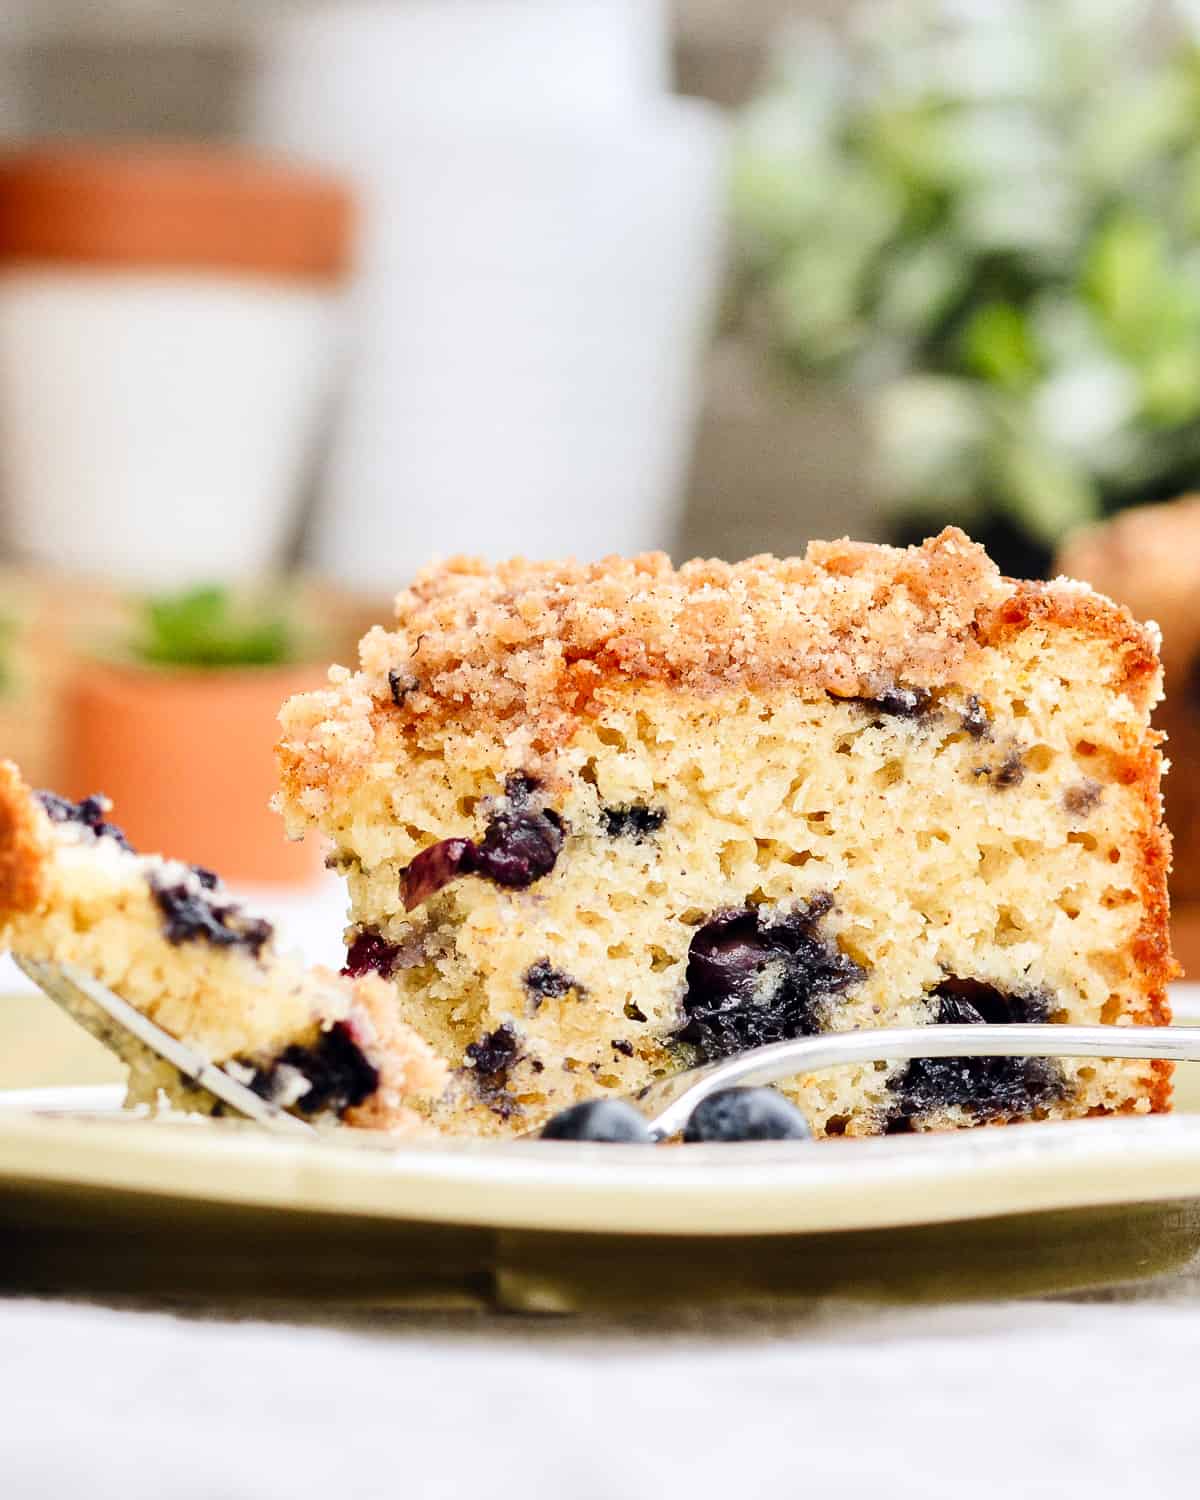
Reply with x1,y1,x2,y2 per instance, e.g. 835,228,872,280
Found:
524,958,579,1006
934,976,1051,1025
190,865,220,890
682,1087,812,1143
600,804,667,841
465,1022,522,1079
993,748,1026,787
148,870,273,956
342,929,403,980
503,772,539,804
540,1099,654,1143
960,695,991,739
971,746,1026,788
851,685,932,720
250,1021,379,1117
36,790,134,852
887,977,1063,1127
611,1038,635,1057
464,1022,524,1118
1063,779,1103,817
470,804,564,888
673,894,864,1063
972,748,1026,787
387,668,419,707
933,993,986,1027
401,837,475,909
400,774,565,909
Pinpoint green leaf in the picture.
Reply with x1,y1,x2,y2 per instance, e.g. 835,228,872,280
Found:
961,302,1041,390
133,585,299,670
1082,214,1200,360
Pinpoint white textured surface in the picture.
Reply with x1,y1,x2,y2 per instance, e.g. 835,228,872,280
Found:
1,1296,1198,1498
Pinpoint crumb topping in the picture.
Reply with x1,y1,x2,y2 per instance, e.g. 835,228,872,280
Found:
276,528,1162,806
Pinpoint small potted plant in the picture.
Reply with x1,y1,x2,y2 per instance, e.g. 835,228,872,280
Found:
62,584,326,884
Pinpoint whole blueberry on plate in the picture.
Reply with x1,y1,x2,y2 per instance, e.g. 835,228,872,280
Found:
682,1087,812,1143
540,1099,654,1143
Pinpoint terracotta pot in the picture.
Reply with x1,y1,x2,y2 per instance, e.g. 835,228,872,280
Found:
62,660,325,884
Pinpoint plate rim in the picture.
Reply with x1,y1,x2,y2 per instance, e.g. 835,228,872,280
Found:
4,1108,1200,1237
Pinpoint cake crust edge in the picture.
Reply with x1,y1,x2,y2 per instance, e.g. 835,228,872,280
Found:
0,759,50,919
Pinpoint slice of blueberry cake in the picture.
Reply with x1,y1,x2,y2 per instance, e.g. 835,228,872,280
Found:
0,761,446,1130
276,528,1176,1138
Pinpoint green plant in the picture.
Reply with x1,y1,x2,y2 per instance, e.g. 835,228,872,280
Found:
732,0,1200,573
131,585,301,670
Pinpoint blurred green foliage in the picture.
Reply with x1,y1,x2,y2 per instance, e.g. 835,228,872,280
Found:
733,0,1200,573
132,586,300,670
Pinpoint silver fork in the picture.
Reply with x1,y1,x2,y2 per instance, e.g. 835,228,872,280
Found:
634,1022,1200,1138
13,956,315,1136
13,954,1200,1140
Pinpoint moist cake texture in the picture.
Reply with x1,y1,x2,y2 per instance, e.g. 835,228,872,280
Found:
0,762,446,1130
276,528,1176,1137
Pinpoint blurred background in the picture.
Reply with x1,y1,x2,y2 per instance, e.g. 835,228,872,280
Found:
1,0,1199,961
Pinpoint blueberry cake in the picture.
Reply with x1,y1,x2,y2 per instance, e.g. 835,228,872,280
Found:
276,528,1175,1138
0,761,447,1130
1057,498,1200,917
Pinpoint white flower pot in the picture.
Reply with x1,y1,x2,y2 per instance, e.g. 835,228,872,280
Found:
311,111,727,588
248,0,670,140
0,273,342,588
0,148,353,590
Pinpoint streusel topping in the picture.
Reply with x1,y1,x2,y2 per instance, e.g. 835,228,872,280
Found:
276,528,1162,806
280,529,1007,764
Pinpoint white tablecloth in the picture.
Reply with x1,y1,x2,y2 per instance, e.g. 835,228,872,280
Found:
3,1296,1199,1499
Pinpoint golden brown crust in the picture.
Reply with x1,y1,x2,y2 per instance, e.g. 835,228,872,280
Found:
982,582,1175,1084
0,759,50,919
978,580,1163,712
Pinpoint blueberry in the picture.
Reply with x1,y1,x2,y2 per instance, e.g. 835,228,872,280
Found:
540,1099,654,1143
960,695,991,738
342,928,403,980
247,1022,379,1117
464,1023,522,1080
524,959,580,1006
148,870,273,956
673,896,864,1062
682,1087,813,1143
400,774,565,909
470,805,563,888
600,804,666,841
886,976,1064,1127
935,977,1050,1025
36,789,134,852
849,686,932,720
